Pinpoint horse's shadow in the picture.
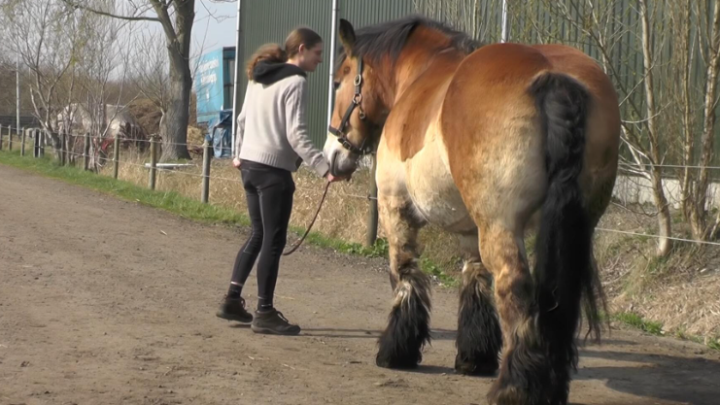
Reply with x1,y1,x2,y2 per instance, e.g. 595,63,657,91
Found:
575,348,720,405
297,327,720,403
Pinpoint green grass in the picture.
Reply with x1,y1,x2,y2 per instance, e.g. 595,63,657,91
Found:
0,150,250,226
612,311,664,336
0,150,457,285
610,311,720,352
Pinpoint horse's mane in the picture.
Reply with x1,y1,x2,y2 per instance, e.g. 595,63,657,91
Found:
337,15,480,68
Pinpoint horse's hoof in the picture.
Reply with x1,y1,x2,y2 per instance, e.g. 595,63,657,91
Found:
454,352,498,376
487,380,529,405
375,348,421,369
487,376,556,405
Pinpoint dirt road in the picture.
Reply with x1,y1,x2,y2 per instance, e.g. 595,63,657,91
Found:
0,164,718,405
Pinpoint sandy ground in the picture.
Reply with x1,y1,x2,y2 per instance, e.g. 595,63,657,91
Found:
1,164,719,405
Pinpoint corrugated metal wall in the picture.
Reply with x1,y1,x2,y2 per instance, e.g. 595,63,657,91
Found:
236,0,414,148
338,0,412,29
238,0,332,148
236,0,720,170
414,0,720,169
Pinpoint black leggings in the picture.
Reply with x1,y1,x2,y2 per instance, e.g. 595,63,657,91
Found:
230,160,295,309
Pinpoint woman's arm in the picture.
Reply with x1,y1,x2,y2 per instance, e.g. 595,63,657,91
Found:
234,84,252,159
284,78,330,177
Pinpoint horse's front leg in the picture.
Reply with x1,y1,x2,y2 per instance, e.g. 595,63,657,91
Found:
375,193,431,369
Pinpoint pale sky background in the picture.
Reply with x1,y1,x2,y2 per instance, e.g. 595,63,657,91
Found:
135,0,240,59
190,0,239,54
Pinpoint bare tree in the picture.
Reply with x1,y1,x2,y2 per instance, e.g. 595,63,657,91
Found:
68,3,143,169
507,0,675,256
63,0,197,161
0,0,91,158
126,28,173,138
684,0,720,240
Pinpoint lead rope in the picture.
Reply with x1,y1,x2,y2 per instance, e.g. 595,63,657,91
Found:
282,181,332,256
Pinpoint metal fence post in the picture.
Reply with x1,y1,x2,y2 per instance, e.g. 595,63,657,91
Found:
201,139,212,203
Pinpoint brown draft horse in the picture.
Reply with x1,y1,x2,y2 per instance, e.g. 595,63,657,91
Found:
323,15,620,405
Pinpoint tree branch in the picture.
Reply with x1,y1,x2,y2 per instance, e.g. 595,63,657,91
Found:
62,0,160,22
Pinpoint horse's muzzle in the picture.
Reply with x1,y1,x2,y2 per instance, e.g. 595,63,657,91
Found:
329,148,358,177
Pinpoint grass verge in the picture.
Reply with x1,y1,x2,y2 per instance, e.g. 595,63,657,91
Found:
0,150,457,286
610,311,720,352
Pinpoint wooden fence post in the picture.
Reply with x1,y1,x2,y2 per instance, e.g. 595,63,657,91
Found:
201,139,211,203
39,131,45,158
366,154,379,248
113,135,120,179
60,132,67,166
83,133,90,171
0,125,4,151
149,135,158,190
8,125,13,151
20,127,25,156
33,129,38,158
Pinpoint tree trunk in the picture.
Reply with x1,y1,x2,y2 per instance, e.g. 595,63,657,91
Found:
639,0,673,256
690,0,720,240
151,0,195,162
679,0,695,222
160,60,192,161
650,168,673,257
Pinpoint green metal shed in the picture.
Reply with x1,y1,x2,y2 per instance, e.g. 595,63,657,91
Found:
231,0,415,151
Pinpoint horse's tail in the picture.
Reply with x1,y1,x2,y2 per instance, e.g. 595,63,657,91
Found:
528,71,603,395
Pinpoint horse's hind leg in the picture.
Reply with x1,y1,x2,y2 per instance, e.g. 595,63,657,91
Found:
479,223,552,405
454,232,502,375
375,194,431,369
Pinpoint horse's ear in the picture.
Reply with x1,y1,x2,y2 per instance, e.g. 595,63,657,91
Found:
338,18,356,54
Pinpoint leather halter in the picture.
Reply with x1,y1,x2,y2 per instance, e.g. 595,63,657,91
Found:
328,58,373,156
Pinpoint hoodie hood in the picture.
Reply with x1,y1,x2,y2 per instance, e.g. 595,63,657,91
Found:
252,61,306,85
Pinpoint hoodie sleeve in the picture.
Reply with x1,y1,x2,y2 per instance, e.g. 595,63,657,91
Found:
284,77,330,177
234,83,251,159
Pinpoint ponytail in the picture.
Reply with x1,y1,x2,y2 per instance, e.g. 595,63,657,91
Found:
246,43,288,80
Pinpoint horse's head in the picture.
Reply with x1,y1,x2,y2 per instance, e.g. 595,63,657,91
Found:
324,17,479,177
324,19,387,177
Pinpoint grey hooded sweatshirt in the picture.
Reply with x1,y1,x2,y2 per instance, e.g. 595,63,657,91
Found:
235,61,330,178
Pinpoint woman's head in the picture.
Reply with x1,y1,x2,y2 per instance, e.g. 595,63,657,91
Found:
246,26,324,79
285,27,324,72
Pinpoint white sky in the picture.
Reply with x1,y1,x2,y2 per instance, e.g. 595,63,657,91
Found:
133,0,239,59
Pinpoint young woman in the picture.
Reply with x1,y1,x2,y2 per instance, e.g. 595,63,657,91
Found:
216,27,344,335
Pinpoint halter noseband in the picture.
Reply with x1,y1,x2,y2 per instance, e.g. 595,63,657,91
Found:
328,58,373,156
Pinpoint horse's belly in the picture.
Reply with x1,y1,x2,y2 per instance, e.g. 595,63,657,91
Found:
405,139,476,234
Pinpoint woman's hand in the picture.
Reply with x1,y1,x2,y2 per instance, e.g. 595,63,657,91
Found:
232,157,241,169
326,173,350,183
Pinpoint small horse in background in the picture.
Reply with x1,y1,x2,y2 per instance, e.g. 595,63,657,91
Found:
323,16,620,405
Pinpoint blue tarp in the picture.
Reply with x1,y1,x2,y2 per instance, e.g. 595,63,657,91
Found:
205,109,233,159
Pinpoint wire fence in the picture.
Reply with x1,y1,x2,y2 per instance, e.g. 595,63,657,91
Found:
2,123,720,250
